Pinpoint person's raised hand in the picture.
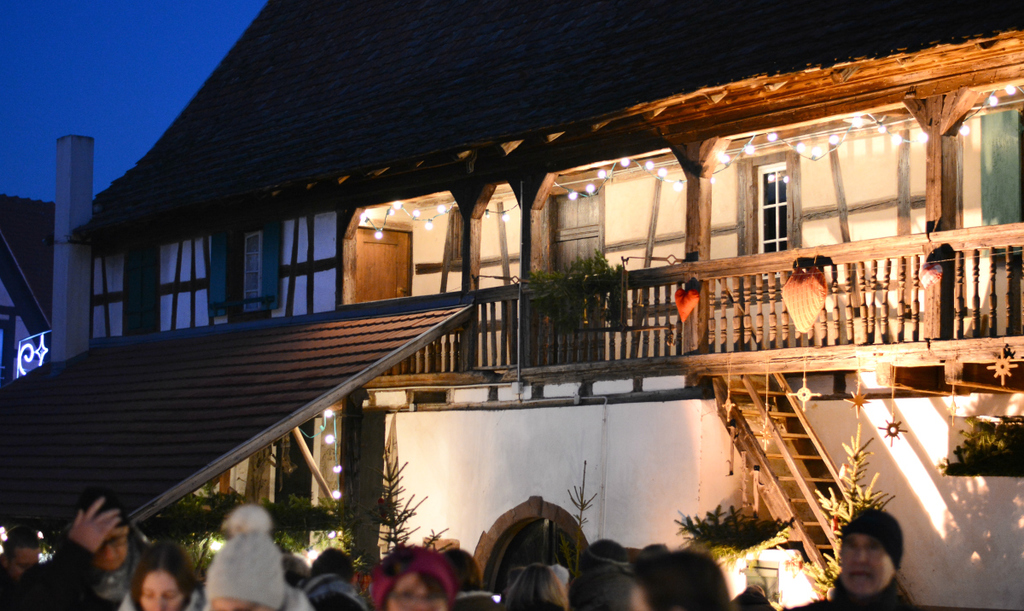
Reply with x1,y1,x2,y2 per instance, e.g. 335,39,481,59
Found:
68,497,122,553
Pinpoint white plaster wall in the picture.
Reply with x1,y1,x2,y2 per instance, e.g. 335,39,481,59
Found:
314,212,337,260
803,396,1024,610
962,115,983,228
394,400,741,554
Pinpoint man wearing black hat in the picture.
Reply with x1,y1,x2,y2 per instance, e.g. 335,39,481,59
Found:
791,510,917,610
14,487,146,611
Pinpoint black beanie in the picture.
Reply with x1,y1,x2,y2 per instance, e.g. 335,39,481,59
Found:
841,510,903,568
580,539,628,572
75,486,127,526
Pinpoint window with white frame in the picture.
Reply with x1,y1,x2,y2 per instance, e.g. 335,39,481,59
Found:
243,230,262,312
758,163,789,253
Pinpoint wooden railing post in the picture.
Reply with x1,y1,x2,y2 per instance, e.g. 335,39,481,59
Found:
511,173,555,368
451,181,496,294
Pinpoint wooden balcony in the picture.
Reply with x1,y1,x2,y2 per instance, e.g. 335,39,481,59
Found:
383,222,1024,385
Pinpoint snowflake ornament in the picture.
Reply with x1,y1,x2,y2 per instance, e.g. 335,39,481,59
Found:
879,420,907,446
987,354,1018,386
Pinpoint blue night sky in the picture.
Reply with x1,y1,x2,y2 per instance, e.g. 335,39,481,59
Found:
1,1,267,204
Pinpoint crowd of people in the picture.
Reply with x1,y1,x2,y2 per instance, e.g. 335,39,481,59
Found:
0,487,915,611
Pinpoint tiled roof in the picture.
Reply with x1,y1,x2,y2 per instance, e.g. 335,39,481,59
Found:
0,195,54,321
0,306,467,520
90,0,1024,227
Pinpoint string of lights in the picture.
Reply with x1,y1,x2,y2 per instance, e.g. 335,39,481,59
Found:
361,86,1020,237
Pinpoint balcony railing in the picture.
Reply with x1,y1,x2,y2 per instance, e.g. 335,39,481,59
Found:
383,222,1024,378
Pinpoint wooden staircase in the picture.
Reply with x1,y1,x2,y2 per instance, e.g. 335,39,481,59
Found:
711,373,842,566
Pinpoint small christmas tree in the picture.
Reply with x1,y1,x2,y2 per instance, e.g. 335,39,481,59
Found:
371,461,427,553
558,461,597,579
805,425,893,598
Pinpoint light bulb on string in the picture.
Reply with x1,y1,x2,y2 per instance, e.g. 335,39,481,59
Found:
1005,85,1016,95
645,160,655,171
501,212,510,223
387,209,395,216
324,434,335,445
328,531,337,539
919,132,929,143
333,465,342,474
323,409,334,419
673,181,684,192
768,173,776,183
877,125,887,134
717,152,730,164
437,204,447,214
210,540,223,552
585,183,596,194
989,94,999,107
795,142,806,154
424,220,433,230
392,201,403,210
767,132,778,142
959,124,971,136
360,213,369,224
657,168,668,178
811,146,822,159
332,490,341,499
568,191,579,200
597,169,607,179
891,134,903,147
412,209,421,219
851,115,864,128
710,177,716,184
744,144,755,155
484,210,490,218
783,176,790,183
828,134,840,146
374,231,383,240
620,157,631,167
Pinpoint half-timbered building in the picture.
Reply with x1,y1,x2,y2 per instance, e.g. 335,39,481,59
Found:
3,2,1024,609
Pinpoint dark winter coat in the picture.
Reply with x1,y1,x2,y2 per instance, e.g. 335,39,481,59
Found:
788,580,918,611
14,535,144,611
568,562,633,611
734,587,774,611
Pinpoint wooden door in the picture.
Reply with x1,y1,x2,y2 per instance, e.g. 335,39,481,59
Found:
355,228,411,303
554,191,604,270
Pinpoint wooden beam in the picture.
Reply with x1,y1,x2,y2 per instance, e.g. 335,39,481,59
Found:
904,88,979,340
292,427,333,500
497,201,511,284
829,149,851,243
451,181,496,293
511,173,557,278
786,151,803,248
736,159,756,256
341,208,365,306
670,138,730,354
897,130,912,235
439,211,457,293
643,178,663,268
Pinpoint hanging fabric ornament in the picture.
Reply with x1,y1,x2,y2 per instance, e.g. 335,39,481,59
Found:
920,245,952,289
674,277,701,323
782,260,827,333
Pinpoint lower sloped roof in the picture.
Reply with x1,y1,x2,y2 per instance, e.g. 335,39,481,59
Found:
0,305,469,521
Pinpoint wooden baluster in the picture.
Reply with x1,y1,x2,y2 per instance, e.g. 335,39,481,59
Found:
736,276,748,349
881,258,892,344
778,270,791,348
827,267,840,346
652,285,662,358
989,248,999,338
1006,247,1018,336
1011,247,1023,336
730,276,741,352
751,273,762,349
896,257,906,342
972,249,981,338
842,264,854,344
953,251,963,339
499,300,508,367
814,269,827,347
911,256,922,341
856,261,870,344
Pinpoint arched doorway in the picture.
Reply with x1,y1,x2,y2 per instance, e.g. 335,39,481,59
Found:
474,496,585,592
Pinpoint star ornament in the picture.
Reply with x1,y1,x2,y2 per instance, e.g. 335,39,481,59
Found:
846,392,868,416
879,420,907,446
987,355,1018,386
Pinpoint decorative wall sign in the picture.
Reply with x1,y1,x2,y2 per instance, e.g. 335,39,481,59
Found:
16,331,49,379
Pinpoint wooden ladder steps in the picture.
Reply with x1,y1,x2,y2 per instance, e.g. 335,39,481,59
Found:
766,453,825,460
780,476,835,483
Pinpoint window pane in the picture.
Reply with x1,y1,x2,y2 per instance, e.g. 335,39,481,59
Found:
778,174,788,202
245,273,259,292
245,234,260,252
764,207,777,241
765,242,777,253
779,205,788,238
765,178,777,206
245,253,259,271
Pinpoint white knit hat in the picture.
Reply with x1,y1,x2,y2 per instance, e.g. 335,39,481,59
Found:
206,505,285,610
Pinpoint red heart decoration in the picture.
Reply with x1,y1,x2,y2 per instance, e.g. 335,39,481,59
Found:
675,287,700,323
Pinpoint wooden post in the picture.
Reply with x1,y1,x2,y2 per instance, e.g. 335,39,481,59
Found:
904,87,980,339
829,149,851,243
451,181,496,293
496,201,511,284
644,179,663,267
670,138,730,353
512,173,556,368
786,151,803,249
897,130,912,236
340,207,365,305
736,159,756,256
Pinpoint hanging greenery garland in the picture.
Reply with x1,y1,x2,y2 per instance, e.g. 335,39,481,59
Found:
675,505,792,566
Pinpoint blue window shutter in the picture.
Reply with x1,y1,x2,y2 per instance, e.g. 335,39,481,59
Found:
262,222,281,310
981,110,1022,226
209,232,228,316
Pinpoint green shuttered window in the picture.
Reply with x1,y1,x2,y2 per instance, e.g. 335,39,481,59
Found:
981,110,1023,226
125,247,158,333
208,222,280,316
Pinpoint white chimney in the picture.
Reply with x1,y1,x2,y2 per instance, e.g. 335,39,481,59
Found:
51,135,94,369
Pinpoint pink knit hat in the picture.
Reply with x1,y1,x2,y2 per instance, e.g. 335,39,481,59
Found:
371,546,458,610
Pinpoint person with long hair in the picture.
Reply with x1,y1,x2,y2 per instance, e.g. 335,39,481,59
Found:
503,564,568,611
119,542,203,611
